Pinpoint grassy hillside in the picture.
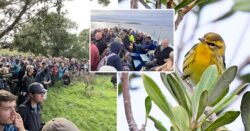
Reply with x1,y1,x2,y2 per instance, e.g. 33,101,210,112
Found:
0,49,32,56
42,75,117,131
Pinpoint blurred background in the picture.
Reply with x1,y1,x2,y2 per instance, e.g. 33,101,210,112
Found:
91,10,174,43
118,0,250,130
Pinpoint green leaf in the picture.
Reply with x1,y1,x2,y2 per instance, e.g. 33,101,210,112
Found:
145,96,152,117
201,121,212,130
170,127,175,131
173,73,192,99
208,66,237,106
198,0,222,8
129,73,141,81
142,74,175,122
213,10,235,22
241,91,250,131
193,65,218,115
172,106,189,131
231,83,249,96
161,73,175,97
165,73,192,117
145,0,155,5
205,111,240,131
175,0,194,11
209,87,229,107
214,95,237,113
196,90,208,120
149,116,167,131
196,65,218,96
239,73,250,83
162,0,167,6
233,0,250,12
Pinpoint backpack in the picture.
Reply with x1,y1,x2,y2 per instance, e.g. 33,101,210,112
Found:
97,53,116,71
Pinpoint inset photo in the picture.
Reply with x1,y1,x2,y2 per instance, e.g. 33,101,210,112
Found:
90,10,174,72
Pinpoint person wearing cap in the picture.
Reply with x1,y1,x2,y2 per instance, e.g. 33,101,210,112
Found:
0,90,25,131
17,82,47,131
42,118,80,131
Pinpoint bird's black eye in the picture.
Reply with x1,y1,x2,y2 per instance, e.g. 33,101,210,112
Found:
207,42,216,47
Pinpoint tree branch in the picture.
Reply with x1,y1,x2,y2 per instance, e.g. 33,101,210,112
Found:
122,73,140,131
156,0,161,9
167,0,173,9
175,1,196,30
0,0,31,39
139,0,151,9
131,0,138,9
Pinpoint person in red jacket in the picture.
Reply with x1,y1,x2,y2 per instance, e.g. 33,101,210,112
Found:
91,42,100,71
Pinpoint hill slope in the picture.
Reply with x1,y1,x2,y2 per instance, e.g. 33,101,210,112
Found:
42,75,117,131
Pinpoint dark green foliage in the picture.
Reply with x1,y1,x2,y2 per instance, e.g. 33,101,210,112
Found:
13,12,88,59
97,0,111,7
241,91,250,131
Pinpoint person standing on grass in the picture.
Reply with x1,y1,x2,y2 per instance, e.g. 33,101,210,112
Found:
0,90,25,131
17,82,47,131
18,65,35,105
35,68,51,90
62,70,71,86
58,62,66,80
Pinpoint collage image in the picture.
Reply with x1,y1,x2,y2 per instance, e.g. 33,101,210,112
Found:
0,0,250,131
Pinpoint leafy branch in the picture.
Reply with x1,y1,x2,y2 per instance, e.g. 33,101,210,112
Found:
142,65,249,130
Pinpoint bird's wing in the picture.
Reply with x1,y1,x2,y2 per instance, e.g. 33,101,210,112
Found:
182,44,198,78
223,55,226,69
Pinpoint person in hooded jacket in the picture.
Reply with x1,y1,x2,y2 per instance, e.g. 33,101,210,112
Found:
106,42,123,71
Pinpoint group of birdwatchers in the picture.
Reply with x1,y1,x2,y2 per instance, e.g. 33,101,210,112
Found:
0,55,87,131
91,27,174,71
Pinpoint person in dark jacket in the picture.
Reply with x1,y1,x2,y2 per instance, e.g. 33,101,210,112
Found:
111,74,117,88
21,65,35,93
106,42,123,71
17,82,47,131
35,68,51,89
18,65,35,105
17,61,29,88
136,36,156,54
95,31,107,55
62,70,71,86
145,39,173,70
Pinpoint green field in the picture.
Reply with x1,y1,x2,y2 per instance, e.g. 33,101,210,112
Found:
42,75,117,131
0,49,32,56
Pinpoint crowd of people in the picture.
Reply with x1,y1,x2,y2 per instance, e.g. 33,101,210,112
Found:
91,27,174,71
0,54,87,131
0,89,80,131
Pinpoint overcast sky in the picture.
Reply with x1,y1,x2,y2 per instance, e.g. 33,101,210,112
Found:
63,0,118,34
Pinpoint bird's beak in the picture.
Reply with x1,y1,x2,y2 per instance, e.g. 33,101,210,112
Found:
198,38,205,42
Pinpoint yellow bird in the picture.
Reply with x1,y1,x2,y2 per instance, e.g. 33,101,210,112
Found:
182,32,226,84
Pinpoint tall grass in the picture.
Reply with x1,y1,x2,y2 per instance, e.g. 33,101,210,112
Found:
42,75,117,131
